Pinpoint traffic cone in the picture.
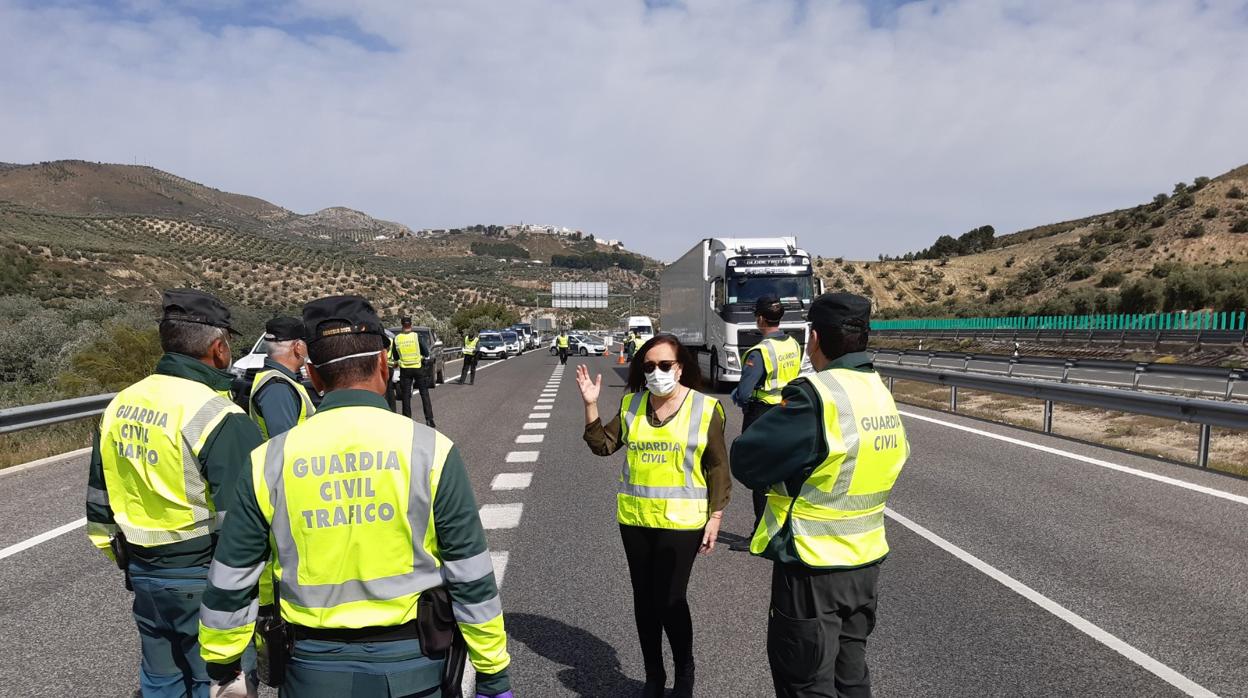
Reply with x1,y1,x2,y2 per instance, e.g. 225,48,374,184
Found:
616,345,627,365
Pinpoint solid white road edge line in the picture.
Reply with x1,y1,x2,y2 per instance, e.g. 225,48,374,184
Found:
885,507,1217,698
898,410,1248,507
448,352,513,383
0,518,86,561
0,446,92,477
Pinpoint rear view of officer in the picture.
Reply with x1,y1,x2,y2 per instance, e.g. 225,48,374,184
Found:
557,329,570,365
199,295,513,698
391,316,436,428
731,296,802,527
731,293,909,698
249,316,315,439
461,331,480,385
86,289,262,698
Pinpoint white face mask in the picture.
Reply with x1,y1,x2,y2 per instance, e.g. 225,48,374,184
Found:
645,367,680,396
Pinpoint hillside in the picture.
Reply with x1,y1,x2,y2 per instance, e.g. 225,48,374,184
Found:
817,164,1248,318
0,161,659,406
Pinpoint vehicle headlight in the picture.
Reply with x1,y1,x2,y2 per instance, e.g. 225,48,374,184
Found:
725,351,740,368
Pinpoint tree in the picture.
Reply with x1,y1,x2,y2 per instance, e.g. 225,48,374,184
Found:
572,317,592,330
450,302,519,336
1118,279,1162,313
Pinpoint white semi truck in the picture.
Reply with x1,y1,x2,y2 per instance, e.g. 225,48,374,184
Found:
661,237,821,390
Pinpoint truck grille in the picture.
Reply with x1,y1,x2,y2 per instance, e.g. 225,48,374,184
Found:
736,328,805,354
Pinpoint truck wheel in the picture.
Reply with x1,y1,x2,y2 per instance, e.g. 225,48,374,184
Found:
710,353,727,393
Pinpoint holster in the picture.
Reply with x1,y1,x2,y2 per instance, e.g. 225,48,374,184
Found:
108,532,132,592
417,587,467,698
256,570,291,686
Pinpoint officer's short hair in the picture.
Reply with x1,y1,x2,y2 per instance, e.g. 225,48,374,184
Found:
266,339,300,359
159,320,228,357
308,328,385,389
813,322,868,359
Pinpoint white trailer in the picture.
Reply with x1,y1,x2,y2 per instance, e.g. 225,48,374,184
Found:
661,237,820,390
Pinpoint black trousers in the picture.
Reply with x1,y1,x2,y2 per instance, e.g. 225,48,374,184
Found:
385,369,398,411
558,347,569,365
742,401,779,530
398,368,435,427
459,354,477,384
768,561,880,698
618,524,702,680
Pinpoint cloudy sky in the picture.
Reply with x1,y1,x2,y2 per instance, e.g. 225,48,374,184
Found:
2,0,1246,261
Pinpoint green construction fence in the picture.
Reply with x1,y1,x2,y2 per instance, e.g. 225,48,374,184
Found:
873,311,1248,332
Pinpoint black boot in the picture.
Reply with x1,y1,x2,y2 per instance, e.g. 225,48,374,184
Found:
641,674,666,698
671,660,695,698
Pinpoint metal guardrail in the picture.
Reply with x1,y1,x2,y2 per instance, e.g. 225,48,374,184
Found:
877,364,1248,469
872,349,1244,400
874,327,1248,349
0,393,117,435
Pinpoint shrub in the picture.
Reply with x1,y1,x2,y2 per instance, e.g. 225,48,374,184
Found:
1173,182,1188,196
1152,193,1170,208
1098,270,1125,287
1149,215,1166,228
1004,255,1016,268
987,288,1005,304
1088,248,1109,263
1184,223,1206,238
1228,185,1245,200
1202,207,1219,220
987,265,998,276
1134,233,1154,249
1069,265,1095,281
1118,279,1163,313
1175,193,1195,209
1231,219,1248,234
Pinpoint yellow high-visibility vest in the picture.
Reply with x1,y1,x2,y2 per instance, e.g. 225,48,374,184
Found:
617,390,721,530
751,369,909,567
392,332,423,369
747,335,802,405
244,409,509,673
248,369,314,440
94,375,241,548
463,337,479,355
557,335,569,349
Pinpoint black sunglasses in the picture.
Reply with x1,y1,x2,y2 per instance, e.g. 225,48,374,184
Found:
642,360,678,374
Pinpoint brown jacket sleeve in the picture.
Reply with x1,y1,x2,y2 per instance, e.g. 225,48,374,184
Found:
702,406,731,513
583,413,625,456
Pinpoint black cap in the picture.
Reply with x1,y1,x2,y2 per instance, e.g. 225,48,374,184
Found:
302,295,388,346
400,315,413,326
754,296,784,323
808,293,871,332
161,289,239,335
264,316,305,342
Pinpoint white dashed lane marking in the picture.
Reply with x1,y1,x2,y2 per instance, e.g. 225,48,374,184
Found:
479,503,524,529
537,398,554,404
506,451,539,463
491,551,510,586
515,434,544,443
491,472,533,491
522,422,548,430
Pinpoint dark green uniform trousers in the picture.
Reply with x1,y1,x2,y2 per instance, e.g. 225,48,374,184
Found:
282,638,444,698
767,561,880,698
741,400,778,530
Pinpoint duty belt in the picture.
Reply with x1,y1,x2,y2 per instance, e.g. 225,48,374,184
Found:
288,620,420,643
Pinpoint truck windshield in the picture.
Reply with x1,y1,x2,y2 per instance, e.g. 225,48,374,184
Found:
727,273,814,306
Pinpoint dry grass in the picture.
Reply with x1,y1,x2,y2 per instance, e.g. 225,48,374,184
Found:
0,420,95,470
889,380,1248,477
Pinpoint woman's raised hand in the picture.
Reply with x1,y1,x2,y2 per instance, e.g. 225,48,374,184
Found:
575,364,602,405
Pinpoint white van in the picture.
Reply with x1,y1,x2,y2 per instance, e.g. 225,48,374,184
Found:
626,316,655,340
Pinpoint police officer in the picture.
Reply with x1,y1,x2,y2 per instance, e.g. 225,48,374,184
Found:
86,289,262,698
461,331,480,385
629,332,646,360
557,329,571,365
390,316,436,428
199,295,513,698
623,330,637,361
731,296,802,528
249,317,315,439
730,293,909,698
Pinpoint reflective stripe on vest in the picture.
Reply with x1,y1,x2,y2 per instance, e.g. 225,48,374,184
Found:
463,337,479,355
751,369,909,567
257,410,450,626
99,375,241,546
393,332,423,369
617,390,718,530
249,369,314,440
749,336,802,405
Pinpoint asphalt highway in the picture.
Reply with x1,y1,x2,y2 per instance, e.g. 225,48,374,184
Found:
873,351,1245,400
2,349,1246,697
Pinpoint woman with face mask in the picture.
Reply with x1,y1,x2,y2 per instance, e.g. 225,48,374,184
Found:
576,334,729,698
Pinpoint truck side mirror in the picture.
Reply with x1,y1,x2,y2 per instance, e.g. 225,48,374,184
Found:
817,278,826,295
711,278,725,310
